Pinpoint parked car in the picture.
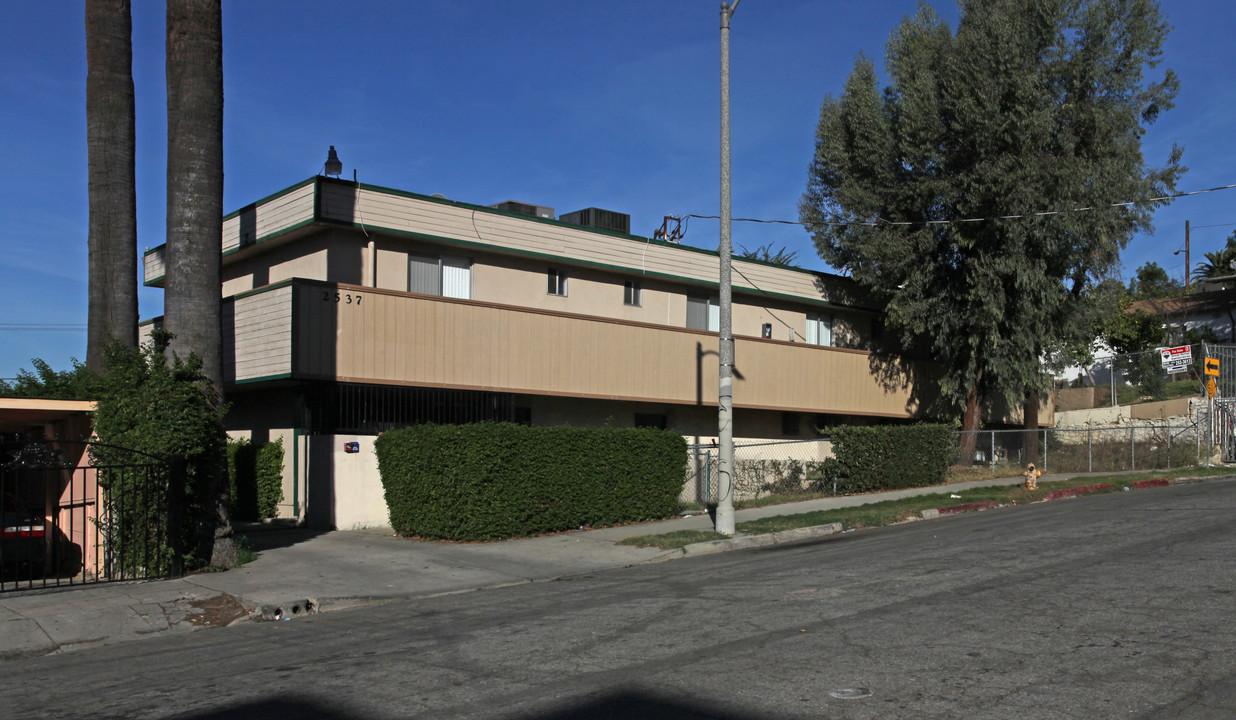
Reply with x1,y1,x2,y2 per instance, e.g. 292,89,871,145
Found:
0,494,83,581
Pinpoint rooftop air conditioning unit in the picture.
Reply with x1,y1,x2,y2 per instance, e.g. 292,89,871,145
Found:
559,207,631,235
489,200,554,220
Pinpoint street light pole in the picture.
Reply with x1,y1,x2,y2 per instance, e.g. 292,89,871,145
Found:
715,0,740,536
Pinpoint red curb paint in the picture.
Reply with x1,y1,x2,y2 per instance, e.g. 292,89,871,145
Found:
1045,483,1114,501
936,501,999,516
1131,479,1169,489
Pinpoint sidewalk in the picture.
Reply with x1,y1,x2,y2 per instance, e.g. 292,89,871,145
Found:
0,471,1172,660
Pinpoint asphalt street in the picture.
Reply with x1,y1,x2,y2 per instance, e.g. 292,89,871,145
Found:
5,479,1235,719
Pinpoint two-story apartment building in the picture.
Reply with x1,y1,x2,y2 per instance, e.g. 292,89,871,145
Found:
142,175,928,528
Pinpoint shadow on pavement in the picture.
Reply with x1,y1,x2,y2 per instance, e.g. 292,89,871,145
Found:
175,690,794,720
234,527,333,553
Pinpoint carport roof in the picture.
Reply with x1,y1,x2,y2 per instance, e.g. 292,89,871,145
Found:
0,398,94,433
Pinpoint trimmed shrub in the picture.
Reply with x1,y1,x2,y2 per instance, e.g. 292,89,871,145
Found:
227,436,284,520
255,438,285,518
375,423,687,541
227,438,258,520
823,424,954,494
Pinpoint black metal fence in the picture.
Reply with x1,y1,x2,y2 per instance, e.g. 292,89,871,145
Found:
1,442,182,592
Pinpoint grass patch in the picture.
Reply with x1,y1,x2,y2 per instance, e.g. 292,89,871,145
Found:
630,467,1233,550
193,534,258,573
734,490,831,510
235,535,258,565
618,529,728,550
1072,465,1233,485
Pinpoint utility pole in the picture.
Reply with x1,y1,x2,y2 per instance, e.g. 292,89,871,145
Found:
1185,220,1191,291
715,0,740,536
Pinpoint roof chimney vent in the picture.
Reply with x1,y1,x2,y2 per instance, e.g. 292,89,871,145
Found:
324,146,343,177
560,207,630,235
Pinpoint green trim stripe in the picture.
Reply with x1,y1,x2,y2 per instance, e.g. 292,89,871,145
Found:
223,177,316,222
228,278,295,301
145,175,870,312
231,372,294,386
315,217,871,313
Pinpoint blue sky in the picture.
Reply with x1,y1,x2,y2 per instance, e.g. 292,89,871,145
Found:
2,1,1233,378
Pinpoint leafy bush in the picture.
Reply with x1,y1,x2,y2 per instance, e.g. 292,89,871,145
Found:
227,436,285,520
823,424,954,494
732,459,825,498
255,438,285,518
0,357,99,399
375,423,687,541
91,332,226,571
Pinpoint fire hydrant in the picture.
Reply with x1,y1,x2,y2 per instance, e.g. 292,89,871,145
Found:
1023,462,1042,491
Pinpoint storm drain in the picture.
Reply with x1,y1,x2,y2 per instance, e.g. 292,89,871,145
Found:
257,598,319,621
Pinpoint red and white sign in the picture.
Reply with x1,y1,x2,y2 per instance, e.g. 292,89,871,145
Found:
1158,345,1192,375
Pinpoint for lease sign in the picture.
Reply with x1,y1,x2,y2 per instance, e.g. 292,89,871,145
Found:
1158,345,1192,374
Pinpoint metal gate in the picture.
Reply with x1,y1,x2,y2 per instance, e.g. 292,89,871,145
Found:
1203,344,1236,463
0,440,184,592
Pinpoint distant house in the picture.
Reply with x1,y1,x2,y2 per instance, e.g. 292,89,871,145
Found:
140,175,937,528
1128,288,1236,343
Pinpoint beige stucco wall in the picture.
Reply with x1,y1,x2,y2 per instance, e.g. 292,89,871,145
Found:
318,435,387,530
353,232,872,346
204,215,877,363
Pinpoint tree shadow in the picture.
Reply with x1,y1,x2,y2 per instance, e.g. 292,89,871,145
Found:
175,689,795,720
232,525,332,553
812,276,940,420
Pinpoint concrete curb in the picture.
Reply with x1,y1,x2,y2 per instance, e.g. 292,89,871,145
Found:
668,476,1203,557
1045,483,1114,500
252,598,319,622
680,522,844,556
5,472,1231,661
921,501,999,519
919,474,1191,520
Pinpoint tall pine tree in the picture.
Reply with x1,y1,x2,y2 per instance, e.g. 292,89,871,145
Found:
801,0,1183,439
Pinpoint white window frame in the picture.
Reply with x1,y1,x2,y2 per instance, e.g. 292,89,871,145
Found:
806,311,833,347
624,280,642,307
548,268,568,297
408,253,472,300
687,295,720,331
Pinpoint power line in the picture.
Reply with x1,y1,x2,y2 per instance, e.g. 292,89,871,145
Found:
683,181,1236,229
0,324,86,332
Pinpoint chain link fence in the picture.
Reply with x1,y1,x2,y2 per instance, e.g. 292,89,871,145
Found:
956,424,1205,475
679,346,1236,507
683,440,831,506
1062,344,1206,409
684,421,1209,507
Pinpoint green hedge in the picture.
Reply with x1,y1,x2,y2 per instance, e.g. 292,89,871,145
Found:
823,424,954,494
227,436,285,520
375,423,687,541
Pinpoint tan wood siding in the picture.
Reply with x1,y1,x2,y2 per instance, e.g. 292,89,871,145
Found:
221,181,315,254
146,182,316,286
225,285,293,382
317,183,858,308
289,281,917,417
143,250,166,284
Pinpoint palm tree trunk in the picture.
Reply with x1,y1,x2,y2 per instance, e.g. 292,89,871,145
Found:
85,0,138,372
166,0,232,564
